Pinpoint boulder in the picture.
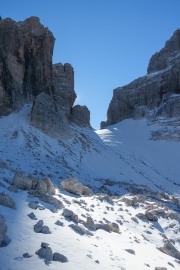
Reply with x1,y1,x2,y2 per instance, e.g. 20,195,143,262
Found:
53,252,68,263
0,192,16,209
28,190,64,209
84,216,96,230
34,220,51,234
0,214,7,246
61,178,93,196
62,208,78,223
145,210,158,222
13,171,56,195
159,241,180,260
12,171,33,190
109,222,120,233
36,246,53,261
69,224,93,236
28,212,37,220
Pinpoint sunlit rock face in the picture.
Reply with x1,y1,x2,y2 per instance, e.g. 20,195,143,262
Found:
101,29,180,129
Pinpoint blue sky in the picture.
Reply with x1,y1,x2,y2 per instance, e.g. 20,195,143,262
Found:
1,0,180,129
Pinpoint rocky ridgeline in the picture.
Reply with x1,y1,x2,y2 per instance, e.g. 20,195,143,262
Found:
101,29,180,131
0,17,90,139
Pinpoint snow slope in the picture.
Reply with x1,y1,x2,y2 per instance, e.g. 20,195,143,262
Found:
0,105,180,270
0,182,179,270
0,104,179,195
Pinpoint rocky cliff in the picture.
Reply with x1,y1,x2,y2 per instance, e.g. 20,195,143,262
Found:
0,17,91,138
101,29,180,129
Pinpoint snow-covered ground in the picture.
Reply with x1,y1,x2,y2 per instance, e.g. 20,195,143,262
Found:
0,104,179,195
0,182,179,270
0,105,179,270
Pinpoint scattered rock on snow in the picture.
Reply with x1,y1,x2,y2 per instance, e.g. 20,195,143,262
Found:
145,210,158,221
96,223,111,233
12,171,33,190
159,241,180,260
84,216,97,230
28,191,64,209
36,245,53,261
34,220,51,234
53,252,68,263
28,201,45,210
55,220,64,226
23,253,33,258
0,192,16,209
28,212,37,220
61,178,93,196
125,249,135,255
12,171,55,195
109,222,120,233
62,208,79,222
69,224,94,236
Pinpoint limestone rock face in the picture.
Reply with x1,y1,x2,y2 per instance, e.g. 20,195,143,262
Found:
0,16,55,115
31,92,73,139
0,214,7,246
0,16,91,138
148,29,180,74
101,29,180,129
52,63,76,118
71,105,91,128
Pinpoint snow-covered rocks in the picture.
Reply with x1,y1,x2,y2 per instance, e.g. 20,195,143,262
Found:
0,214,7,246
0,192,16,209
62,208,79,223
145,210,158,221
35,242,68,263
61,178,93,196
159,241,180,260
34,220,51,234
28,191,64,209
12,171,55,195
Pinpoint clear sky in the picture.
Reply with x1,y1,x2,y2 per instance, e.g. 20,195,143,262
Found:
1,0,180,129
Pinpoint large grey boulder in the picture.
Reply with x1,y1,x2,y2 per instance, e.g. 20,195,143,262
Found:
0,192,16,209
36,243,53,261
28,190,64,209
12,171,33,190
159,241,180,260
62,208,78,223
61,178,93,196
0,214,7,246
12,171,56,195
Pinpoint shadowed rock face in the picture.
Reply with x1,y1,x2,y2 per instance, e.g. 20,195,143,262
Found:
0,17,55,115
0,16,91,138
101,29,180,129
71,105,91,128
